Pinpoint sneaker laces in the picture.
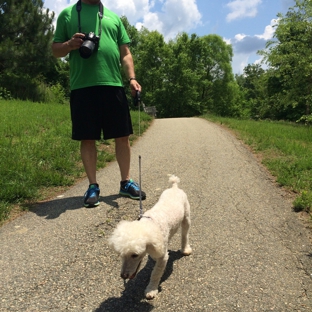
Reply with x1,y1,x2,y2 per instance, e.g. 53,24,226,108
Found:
85,184,99,197
124,179,140,191
86,189,97,197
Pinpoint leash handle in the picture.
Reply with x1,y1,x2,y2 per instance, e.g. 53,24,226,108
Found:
133,90,141,106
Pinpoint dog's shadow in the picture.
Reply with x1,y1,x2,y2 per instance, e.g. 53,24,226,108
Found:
94,250,184,312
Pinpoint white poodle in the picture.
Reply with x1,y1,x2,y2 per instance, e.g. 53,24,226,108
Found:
108,175,192,299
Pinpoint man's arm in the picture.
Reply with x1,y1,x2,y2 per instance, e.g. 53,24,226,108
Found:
52,33,85,58
119,44,141,94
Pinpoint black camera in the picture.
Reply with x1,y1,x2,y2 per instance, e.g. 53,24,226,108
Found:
79,32,100,59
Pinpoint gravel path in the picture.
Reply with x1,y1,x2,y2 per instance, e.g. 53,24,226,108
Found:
1,117,311,312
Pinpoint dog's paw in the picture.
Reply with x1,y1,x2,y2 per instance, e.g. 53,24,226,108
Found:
181,245,192,256
145,288,158,299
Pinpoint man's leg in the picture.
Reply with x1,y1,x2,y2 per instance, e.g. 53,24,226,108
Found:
115,136,131,181
81,140,98,184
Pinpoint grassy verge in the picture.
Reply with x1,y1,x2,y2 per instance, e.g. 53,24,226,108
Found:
0,99,152,224
203,114,312,213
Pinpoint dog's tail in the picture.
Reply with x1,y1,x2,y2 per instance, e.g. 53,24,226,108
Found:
168,174,180,187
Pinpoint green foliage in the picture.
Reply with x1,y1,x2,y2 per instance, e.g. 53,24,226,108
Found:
121,16,140,51
0,201,10,222
48,83,69,104
293,191,312,212
258,0,312,121
235,1,312,122
297,114,312,125
132,30,239,118
0,0,57,101
45,57,71,99
0,87,13,100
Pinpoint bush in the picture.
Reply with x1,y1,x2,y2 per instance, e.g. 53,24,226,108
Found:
297,114,312,126
0,202,11,222
48,83,68,104
0,73,69,103
0,87,13,100
293,191,312,213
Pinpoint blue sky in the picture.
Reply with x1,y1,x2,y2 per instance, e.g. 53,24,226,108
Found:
43,0,296,74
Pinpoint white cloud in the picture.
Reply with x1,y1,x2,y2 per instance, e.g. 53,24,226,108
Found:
43,0,72,17
255,19,278,40
104,0,152,25
44,0,201,41
108,0,202,41
226,0,262,22
139,11,164,33
234,33,246,41
225,19,277,73
142,0,201,40
227,19,277,54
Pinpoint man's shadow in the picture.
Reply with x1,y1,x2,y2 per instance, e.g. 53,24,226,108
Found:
94,250,184,312
30,194,120,219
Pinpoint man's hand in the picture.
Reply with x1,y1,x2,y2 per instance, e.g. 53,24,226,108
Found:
52,33,85,58
129,79,142,97
68,33,85,50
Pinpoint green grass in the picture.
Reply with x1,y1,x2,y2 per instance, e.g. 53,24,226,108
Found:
203,114,312,213
0,99,152,223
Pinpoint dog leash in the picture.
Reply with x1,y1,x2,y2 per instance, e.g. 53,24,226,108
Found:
134,91,144,220
138,155,143,219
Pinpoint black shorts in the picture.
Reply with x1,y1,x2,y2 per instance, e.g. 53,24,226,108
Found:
70,86,133,140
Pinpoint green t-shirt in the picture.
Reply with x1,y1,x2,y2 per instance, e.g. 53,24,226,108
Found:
53,2,130,90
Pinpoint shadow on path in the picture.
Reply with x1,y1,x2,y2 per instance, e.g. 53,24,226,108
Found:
94,250,184,312
30,194,121,220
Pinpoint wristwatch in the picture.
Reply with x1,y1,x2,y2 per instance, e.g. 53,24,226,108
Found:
129,77,137,83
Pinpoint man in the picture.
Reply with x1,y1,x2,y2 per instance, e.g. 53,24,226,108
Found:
52,0,146,207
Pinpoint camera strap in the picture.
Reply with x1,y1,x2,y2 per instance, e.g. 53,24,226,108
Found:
76,0,104,37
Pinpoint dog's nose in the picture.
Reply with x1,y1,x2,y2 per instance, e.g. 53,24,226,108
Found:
121,273,129,279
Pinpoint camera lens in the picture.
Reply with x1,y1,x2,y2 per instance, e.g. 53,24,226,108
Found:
79,40,95,59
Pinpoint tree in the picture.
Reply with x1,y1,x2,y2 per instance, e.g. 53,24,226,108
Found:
199,35,239,116
120,16,140,52
134,28,169,113
260,0,312,120
158,33,202,117
150,32,239,118
0,0,55,100
236,64,267,118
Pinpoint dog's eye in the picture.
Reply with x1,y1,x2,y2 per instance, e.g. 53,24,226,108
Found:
131,254,139,258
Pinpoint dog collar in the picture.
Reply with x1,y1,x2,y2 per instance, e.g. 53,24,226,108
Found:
137,216,152,221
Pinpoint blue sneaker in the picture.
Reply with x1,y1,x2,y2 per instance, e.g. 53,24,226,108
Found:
119,179,146,200
84,184,100,207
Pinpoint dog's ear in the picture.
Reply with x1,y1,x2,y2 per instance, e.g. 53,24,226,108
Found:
146,235,166,259
107,220,131,251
